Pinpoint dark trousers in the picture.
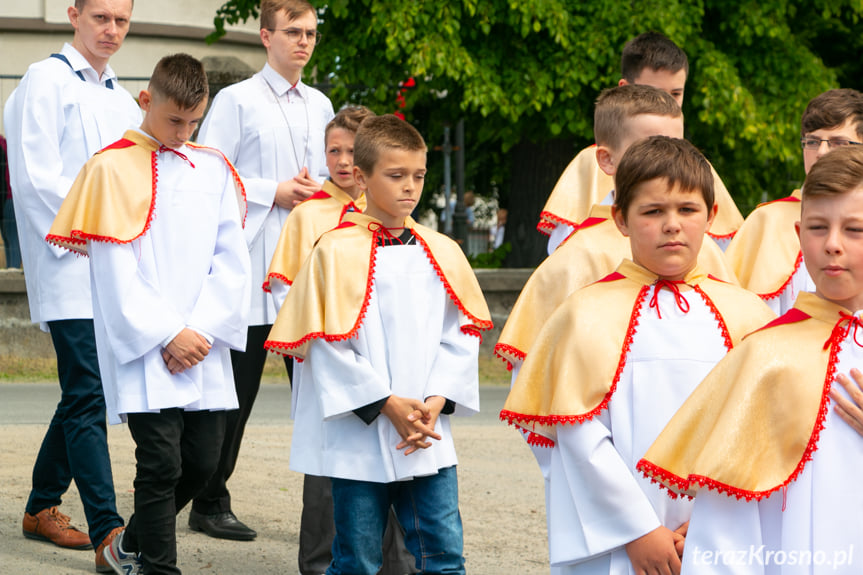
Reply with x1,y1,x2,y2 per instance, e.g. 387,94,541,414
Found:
125,409,227,575
26,319,123,546
192,324,289,515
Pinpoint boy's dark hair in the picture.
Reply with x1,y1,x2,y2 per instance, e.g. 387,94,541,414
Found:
614,136,714,222
260,0,315,30
800,89,863,139
594,84,682,150
620,32,689,83
148,53,208,110
802,145,863,200
325,105,376,142
353,115,427,174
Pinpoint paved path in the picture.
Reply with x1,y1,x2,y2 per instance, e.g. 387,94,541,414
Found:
0,382,548,574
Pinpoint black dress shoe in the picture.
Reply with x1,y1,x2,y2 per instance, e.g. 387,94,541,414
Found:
188,510,257,541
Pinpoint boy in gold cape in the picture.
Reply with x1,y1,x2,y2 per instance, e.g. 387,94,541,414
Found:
502,136,773,575
640,145,863,573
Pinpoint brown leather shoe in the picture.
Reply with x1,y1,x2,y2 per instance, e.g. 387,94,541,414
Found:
22,506,93,550
95,526,124,573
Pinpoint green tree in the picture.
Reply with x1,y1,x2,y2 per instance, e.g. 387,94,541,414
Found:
208,0,863,266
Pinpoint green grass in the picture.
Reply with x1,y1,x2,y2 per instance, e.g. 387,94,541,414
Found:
0,356,58,382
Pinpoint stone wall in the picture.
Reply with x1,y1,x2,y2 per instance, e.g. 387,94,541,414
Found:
0,268,531,360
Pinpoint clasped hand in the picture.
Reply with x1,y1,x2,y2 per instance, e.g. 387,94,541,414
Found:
161,328,211,375
381,395,446,455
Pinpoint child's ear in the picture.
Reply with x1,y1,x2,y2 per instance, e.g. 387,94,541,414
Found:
795,219,802,242
612,205,630,237
353,166,367,191
138,90,152,113
596,146,616,176
705,203,718,232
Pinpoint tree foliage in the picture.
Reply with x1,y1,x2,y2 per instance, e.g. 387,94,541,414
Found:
209,0,863,263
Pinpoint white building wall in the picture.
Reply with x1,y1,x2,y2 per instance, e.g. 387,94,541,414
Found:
0,0,270,132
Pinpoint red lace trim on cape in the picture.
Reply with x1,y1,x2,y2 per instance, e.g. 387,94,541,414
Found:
262,273,291,293
414,232,494,332
187,142,248,228
536,210,578,236
499,285,649,429
46,148,160,255
264,225,378,358
526,432,554,448
693,284,733,351
637,316,836,502
493,343,525,371
707,230,736,241
264,224,492,358
461,325,483,343
759,251,803,301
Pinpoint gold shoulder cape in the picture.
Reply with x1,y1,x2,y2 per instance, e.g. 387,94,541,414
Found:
538,146,613,234
264,212,493,359
538,145,743,240
638,292,846,501
494,205,740,369
264,180,365,290
725,190,802,299
500,260,773,446
47,130,246,255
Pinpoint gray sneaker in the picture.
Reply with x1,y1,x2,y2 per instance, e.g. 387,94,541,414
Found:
103,530,142,575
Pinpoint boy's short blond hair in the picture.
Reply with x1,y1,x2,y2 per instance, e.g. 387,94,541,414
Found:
620,32,689,83
353,115,427,174
325,105,376,143
149,53,208,110
260,0,314,30
802,145,863,200
594,84,682,150
614,136,714,222
801,89,863,139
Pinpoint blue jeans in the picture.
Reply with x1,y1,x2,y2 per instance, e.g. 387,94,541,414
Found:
328,465,465,575
26,319,123,546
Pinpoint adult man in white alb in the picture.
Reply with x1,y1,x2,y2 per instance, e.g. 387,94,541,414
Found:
3,0,142,571
192,0,333,555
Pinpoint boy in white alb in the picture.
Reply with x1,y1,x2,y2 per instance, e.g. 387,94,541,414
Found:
502,136,773,575
640,146,863,574
496,85,737,382
192,0,334,545
539,32,742,254
725,89,863,314
265,115,492,575
47,54,250,575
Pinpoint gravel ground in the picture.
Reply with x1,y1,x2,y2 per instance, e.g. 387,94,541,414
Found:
0,385,549,574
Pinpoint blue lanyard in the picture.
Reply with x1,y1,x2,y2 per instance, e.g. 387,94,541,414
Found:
50,53,114,90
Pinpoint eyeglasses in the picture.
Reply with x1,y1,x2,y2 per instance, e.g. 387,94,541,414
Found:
800,137,862,150
266,27,322,45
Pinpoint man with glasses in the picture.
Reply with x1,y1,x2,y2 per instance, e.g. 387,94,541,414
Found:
726,88,863,314
192,0,333,550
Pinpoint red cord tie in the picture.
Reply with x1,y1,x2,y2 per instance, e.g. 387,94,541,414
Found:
823,312,863,351
158,145,195,168
368,222,406,245
649,279,690,319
